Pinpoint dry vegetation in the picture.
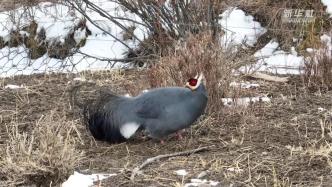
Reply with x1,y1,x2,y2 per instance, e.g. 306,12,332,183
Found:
1,69,332,186
303,43,332,91
146,32,254,113
0,0,331,187
0,112,84,186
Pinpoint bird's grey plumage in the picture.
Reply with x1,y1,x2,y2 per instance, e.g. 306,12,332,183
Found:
86,77,208,143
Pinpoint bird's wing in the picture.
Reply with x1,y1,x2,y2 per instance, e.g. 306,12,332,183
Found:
135,96,164,119
134,88,191,119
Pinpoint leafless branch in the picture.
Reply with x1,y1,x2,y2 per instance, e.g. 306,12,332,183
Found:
130,145,215,181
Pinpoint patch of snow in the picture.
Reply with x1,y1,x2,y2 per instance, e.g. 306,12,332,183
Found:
290,47,298,55
184,179,220,187
222,96,271,107
4,84,25,89
0,0,147,77
227,167,244,173
73,77,86,82
230,81,260,89
318,107,327,112
142,89,149,93
303,34,332,65
174,169,188,176
61,171,116,187
306,48,314,53
219,7,266,48
237,34,332,75
74,28,87,44
322,0,332,17
241,40,305,75
320,34,332,58
285,145,303,152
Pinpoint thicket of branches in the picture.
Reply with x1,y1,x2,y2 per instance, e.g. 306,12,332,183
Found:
65,0,223,65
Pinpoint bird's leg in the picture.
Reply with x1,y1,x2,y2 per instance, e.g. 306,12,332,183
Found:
175,132,183,140
175,129,185,140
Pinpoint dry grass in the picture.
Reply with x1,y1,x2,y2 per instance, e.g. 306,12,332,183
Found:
303,40,332,91
1,70,332,186
0,111,84,186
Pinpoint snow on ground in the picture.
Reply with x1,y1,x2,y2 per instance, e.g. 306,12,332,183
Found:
240,40,305,75
305,34,331,65
230,81,260,89
0,1,147,77
0,3,81,42
226,167,244,173
318,34,332,59
61,171,116,187
73,77,87,82
174,169,188,176
0,3,324,78
219,7,266,48
184,179,220,187
222,96,271,107
322,0,332,17
4,84,25,89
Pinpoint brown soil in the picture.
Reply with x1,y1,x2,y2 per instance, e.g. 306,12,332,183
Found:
1,71,332,186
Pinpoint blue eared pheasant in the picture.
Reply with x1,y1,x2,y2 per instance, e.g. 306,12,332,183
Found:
87,73,208,143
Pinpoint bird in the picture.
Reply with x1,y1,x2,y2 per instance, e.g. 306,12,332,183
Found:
86,73,208,144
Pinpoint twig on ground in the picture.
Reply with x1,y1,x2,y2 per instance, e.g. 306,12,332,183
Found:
249,72,289,83
130,145,215,181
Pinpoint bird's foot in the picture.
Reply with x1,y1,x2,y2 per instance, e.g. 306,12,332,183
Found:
160,139,165,144
175,131,184,140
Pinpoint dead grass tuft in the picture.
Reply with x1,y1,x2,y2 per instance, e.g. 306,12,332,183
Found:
0,111,84,186
303,38,332,91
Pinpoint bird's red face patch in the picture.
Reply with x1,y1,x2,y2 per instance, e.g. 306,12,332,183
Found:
188,78,198,87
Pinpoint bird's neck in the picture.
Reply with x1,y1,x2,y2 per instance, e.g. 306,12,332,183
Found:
194,84,207,97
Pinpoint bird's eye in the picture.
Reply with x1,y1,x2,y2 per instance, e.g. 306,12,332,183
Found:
188,78,198,86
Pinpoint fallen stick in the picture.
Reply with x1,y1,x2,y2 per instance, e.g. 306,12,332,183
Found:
130,145,215,181
249,72,289,83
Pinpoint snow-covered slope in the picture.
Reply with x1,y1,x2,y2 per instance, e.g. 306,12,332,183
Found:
219,7,266,48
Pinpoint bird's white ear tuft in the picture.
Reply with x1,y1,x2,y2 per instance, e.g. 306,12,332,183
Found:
197,72,206,86
198,72,205,82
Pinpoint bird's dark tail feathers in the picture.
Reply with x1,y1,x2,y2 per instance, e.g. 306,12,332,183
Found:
70,82,129,143
85,88,127,143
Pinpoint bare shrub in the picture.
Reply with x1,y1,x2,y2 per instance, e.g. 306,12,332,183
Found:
119,0,222,37
67,0,224,66
122,0,223,63
146,32,253,113
0,111,84,186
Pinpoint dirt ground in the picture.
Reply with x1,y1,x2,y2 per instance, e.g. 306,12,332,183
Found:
1,70,332,187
